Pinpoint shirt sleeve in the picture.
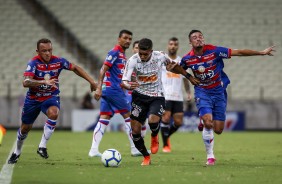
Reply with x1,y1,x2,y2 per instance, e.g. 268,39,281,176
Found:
215,46,232,59
122,57,136,81
61,58,73,70
160,52,170,66
104,51,118,68
23,61,36,77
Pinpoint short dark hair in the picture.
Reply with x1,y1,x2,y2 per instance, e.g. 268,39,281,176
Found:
133,40,139,48
138,38,153,50
188,30,202,39
37,38,51,50
169,37,178,42
119,29,133,38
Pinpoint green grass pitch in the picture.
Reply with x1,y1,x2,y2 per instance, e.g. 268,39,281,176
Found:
1,130,282,184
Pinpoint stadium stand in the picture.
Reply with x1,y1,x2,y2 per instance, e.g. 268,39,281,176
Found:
37,0,282,100
0,0,94,98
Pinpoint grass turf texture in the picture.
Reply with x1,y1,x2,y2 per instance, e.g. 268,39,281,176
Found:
1,131,282,184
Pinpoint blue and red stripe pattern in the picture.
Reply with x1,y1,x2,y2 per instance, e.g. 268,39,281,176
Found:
180,44,231,91
102,45,127,95
45,119,57,130
23,55,72,101
99,119,110,126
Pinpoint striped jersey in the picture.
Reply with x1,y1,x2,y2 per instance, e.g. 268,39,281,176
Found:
23,55,72,101
180,44,231,92
102,44,127,95
161,55,184,101
122,51,168,97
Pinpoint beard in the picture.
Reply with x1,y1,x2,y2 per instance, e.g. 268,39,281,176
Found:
169,50,176,56
195,45,204,49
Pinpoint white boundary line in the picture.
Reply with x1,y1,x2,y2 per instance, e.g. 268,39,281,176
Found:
0,140,17,184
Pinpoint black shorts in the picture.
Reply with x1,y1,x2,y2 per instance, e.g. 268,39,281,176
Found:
130,91,165,124
164,100,184,114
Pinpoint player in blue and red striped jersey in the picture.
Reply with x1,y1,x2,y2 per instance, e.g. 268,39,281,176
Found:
8,38,97,164
180,30,275,166
197,59,230,131
88,30,140,157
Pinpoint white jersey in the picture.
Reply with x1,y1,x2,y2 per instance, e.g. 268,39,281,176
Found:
161,55,184,101
122,51,168,97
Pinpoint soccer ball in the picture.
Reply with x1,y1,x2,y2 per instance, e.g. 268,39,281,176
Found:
101,149,122,167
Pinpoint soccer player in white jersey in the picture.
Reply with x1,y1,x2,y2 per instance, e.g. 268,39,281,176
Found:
126,40,149,156
122,38,200,166
160,37,191,153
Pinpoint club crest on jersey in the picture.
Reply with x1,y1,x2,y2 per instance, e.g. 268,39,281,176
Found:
132,107,140,117
44,74,51,80
198,66,205,73
131,102,141,117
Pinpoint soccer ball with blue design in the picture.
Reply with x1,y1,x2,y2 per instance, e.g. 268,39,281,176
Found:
101,149,122,167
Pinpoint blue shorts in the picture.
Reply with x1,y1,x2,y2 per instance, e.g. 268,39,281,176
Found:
21,96,60,124
100,94,130,117
195,89,227,121
125,92,132,108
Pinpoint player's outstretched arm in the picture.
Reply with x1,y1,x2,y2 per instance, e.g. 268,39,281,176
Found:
23,76,58,89
71,64,97,92
231,46,275,56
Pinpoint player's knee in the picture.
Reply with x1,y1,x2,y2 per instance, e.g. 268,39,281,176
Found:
214,129,223,135
47,109,59,120
48,114,58,120
131,128,139,134
202,117,213,129
173,119,183,127
162,118,170,123
131,123,142,134
162,114,170,123
47,107,59,120
161,119,170,125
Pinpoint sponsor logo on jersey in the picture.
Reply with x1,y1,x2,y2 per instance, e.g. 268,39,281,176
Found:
138,74,158,83
63,62,69,68
50,63,61,68
37,64,45,69
202,53,216,61
219,52,227,58
26,65,31,71
166,72,180,78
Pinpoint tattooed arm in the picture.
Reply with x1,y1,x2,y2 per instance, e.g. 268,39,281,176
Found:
23,76,58,89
